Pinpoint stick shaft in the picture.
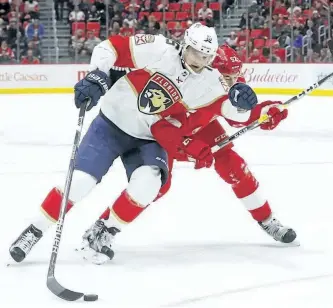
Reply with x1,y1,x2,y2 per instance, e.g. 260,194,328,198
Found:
211,72,333,153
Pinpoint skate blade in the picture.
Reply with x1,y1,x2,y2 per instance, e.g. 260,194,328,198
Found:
277,239,300,247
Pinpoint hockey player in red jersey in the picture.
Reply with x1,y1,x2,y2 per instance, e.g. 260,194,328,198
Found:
85,45,296,263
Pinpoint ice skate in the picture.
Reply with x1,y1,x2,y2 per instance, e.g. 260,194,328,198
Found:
259,214,297,244
9,224,43,262
79,219,120,265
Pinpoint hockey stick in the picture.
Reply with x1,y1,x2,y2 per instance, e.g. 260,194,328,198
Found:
47,101,91,301
211,71,333,153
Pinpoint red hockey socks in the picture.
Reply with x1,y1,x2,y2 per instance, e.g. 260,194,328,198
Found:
100,190,147,229
232,175,272,222
40,187,74,222
30,187,75,233
214,149,272,222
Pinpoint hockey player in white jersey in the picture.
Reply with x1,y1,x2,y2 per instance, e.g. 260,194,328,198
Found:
9,23,260,264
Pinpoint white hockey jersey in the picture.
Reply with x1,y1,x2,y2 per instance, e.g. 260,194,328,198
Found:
89,34,236,140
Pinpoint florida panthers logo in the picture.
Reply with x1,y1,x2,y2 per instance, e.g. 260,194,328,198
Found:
138,73,182,115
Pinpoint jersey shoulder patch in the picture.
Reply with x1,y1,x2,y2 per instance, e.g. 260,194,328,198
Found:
134,34,156,45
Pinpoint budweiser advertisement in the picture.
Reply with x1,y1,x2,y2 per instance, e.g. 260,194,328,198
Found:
0,64,333,94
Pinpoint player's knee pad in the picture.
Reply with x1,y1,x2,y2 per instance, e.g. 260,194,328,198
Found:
127,165,162,206
57,170,97,203
214,149,250,184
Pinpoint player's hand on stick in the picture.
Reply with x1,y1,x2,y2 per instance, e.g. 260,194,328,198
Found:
258,101,288,130
74,70,112,111
181,138,214,169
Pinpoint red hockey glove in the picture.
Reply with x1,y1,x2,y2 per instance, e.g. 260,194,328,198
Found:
151,119,213,169
258,101,288,130
181,138,214,169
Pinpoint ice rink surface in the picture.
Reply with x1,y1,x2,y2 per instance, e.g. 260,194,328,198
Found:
0,94,333,308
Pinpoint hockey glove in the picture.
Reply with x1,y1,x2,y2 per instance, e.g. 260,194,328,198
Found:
151,119,213,169
258,101,288,130
74,70,112,111
228,82,258,111
181,138,214,169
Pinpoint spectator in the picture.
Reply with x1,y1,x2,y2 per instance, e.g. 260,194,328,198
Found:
123,13,137,28
239,13,250,29
54,0,65,21
293,28,303,49
236,41,247,62
87,5,101,22
21,48,40,64
262,47,281,63
226,31,237,48
198,2,213,21
26,19,44,42
126,0,140,12
6,18,25,50
109,21,120,36
24,0,39,20
0,0,10,21
142,0,156,12
272,41,285,62
287,4,302,16
0,18,7,43
23,40,41,60
170,22,184,42
69,28,85,58
222,0,235,14
79,0,90,17
248,0,260,15
22,14,32,32
146,15,159,35
120,21,135,36
138,14,148,31
83,30,101,55
110,13,122,28
272,1,287,16
248,48,267,63
311,10,323,27
290,6,305,24
250,12,264,29
94,0,106,24
69,6,85,23
157,0,169,12
272,18,287,39
0,40,14,63
236,26,249,45
319,47,331,62
261,22,270,39
7,6,21,23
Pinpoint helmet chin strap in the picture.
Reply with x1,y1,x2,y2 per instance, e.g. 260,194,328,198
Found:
181,45,201,75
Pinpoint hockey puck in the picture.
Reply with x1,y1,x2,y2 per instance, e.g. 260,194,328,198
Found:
84,294,98,302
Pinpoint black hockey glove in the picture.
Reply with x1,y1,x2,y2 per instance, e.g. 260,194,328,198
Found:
228,82,258,111
74,70,112,111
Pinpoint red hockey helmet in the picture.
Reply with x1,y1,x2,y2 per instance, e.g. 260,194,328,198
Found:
212,44,242,76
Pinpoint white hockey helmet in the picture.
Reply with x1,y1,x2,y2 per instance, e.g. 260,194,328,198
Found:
182,23,218,73
184,23,218,56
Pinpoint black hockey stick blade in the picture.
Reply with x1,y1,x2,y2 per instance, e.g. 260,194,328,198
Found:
47,276,84,301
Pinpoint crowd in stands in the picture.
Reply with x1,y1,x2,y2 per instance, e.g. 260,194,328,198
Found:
64,0,221,60
0,0,332,64
0,0,44,64
226,0,333,63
